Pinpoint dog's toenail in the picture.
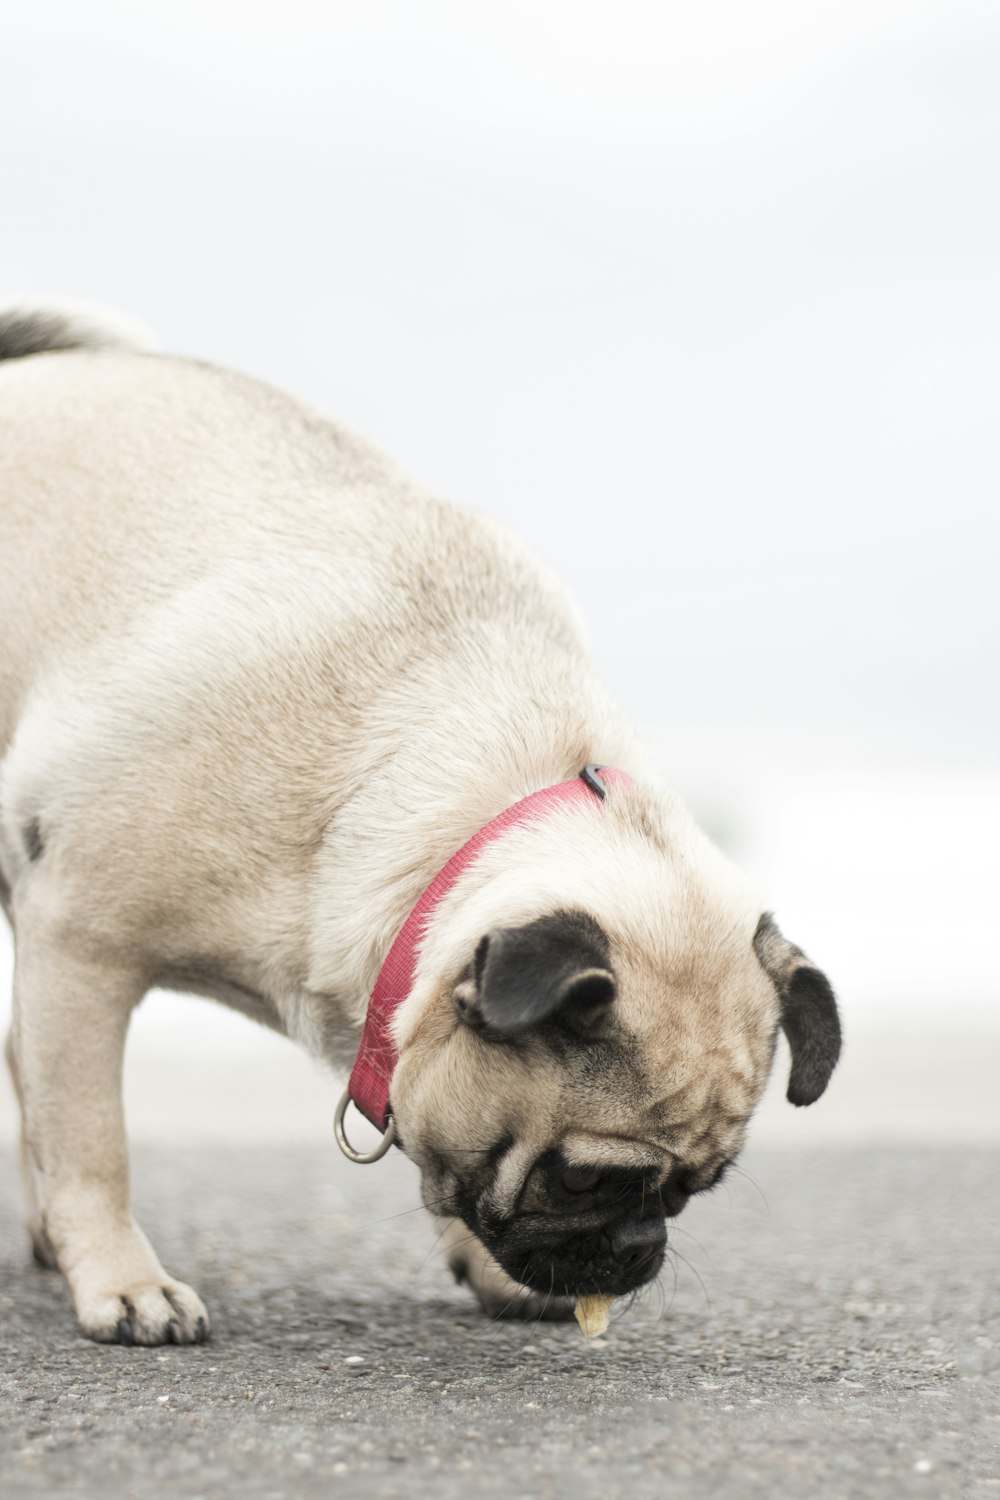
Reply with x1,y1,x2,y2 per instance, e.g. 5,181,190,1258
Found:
116,1317,135,1346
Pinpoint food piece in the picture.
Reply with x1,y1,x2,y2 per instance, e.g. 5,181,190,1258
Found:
574,1294,614,1338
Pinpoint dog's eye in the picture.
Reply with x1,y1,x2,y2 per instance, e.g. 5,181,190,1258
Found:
560,1165,603,1193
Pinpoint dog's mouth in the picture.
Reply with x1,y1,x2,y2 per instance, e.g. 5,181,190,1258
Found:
451,1168,669,1299
426,1141,674,1298
467,1206,668,1299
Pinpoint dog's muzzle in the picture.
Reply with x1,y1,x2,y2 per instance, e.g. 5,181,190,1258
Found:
500,1209,668,1298
457,1149,672,1297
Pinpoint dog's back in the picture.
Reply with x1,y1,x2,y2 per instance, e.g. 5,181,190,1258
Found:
0,302,384,737
0,301,589,761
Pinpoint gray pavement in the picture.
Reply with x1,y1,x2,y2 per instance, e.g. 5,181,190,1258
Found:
1,1143,998,1500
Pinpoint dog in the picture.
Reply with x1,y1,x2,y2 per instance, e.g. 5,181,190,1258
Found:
0,301,840,1345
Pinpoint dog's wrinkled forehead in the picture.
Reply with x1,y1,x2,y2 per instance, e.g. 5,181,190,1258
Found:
407,903,777,1174
612,925,782,1155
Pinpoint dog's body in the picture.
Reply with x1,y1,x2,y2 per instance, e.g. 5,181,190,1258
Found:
0,303,840,1345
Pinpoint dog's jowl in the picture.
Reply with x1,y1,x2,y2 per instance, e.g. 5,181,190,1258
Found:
0,302,841,1344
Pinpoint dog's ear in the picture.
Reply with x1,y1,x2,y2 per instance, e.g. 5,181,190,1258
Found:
753,913,841,1106
454,910,616,1039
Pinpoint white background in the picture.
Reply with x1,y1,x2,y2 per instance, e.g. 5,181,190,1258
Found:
1,1,998,1141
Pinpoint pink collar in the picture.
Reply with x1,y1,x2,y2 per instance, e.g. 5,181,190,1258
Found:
335,765,628,1160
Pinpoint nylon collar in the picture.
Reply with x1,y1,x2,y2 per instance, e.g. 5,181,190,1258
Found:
334,764,628,1162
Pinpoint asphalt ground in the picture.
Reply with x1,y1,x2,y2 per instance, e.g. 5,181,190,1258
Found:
1,1142,997,1500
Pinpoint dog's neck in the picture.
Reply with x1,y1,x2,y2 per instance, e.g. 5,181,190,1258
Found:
293,648,646,1059
345,767,628,1134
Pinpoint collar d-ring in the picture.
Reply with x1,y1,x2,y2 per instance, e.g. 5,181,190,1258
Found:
334,1087,396,1163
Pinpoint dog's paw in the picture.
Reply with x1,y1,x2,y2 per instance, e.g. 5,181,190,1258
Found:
76,1278,210,1346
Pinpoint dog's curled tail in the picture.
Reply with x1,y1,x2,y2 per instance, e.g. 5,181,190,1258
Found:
0,298,158,361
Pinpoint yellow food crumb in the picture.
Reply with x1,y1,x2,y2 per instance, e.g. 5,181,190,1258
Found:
574,1294,614,1338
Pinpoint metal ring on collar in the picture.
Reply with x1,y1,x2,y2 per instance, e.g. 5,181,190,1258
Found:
334,1087,396,1163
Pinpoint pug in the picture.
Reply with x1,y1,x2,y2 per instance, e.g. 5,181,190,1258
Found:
0,301,840,1345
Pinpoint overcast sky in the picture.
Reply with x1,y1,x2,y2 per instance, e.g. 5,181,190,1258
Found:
2,1,997,1026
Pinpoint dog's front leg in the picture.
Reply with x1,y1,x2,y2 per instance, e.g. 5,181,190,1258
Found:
11,909,209,1345
436,1216,574,1322
5,1026,57,1267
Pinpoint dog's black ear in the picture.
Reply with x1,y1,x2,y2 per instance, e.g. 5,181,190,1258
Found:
754,913,841,1106
454,910,616,1039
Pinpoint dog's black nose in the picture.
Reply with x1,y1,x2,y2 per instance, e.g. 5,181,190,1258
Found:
608,1215,666,1270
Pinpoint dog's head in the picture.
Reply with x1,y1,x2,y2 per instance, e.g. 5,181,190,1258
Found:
390,785,839,1302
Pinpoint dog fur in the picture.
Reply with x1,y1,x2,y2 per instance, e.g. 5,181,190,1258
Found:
0,302,840,1343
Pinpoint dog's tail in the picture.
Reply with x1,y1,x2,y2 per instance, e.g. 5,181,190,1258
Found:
0,298,158,361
